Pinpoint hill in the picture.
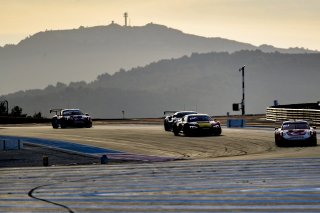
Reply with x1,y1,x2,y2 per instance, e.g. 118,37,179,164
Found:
4,50,320,118
0,23,317,94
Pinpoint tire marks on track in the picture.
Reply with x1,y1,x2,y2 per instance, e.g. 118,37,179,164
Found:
1,158,320,212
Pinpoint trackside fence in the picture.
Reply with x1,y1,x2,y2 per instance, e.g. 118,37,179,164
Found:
266,107,320,126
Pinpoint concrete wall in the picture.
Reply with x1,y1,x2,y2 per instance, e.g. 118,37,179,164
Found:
0,139,23,150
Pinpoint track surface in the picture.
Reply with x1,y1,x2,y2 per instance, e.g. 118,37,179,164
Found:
1,124,320,212
1,124,319,160
1,158,320,212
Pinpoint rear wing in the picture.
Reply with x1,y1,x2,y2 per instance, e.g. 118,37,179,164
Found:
49,109,63,116
164,111,178,116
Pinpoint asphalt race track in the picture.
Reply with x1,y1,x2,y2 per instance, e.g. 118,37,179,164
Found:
1,124,320,212
1,124,320,160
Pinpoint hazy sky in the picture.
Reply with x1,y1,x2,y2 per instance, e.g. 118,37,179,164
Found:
1,0,319,50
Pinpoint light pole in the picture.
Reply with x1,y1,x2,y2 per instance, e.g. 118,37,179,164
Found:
239,65,246,116
122,110,125,119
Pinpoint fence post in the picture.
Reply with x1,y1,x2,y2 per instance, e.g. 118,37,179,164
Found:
266,107,320,126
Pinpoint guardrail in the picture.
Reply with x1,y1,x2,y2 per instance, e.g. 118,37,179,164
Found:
266,107,320,125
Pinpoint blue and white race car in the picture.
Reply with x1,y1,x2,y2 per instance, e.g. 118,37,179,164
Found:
274,120,317,147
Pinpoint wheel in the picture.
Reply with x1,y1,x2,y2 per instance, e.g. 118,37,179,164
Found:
213,128,222,136
173,125,179,136
60,120,67,129
86,122,93,128
164,121,170,131
183,125,191,136
52,118,59,129
310,139,317,146
275,140,283,147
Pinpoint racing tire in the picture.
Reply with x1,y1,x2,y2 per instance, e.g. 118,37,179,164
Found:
183,125,191,136
173,125,179,136
52,119,59,129
213,128,222,136
60,120,67,129
309,139,317,146
86,122,93,128
164,121,171,131
275,140,283,147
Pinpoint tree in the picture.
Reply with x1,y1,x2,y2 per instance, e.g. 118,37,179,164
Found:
11,106,23,117
33,112,42,119
0,101,8,115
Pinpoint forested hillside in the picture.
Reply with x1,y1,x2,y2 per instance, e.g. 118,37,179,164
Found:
5,50,320,118
0,23,316,94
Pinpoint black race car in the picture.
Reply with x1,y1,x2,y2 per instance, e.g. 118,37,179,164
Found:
50,108,92,129
164,111,197,131
172,114,222,136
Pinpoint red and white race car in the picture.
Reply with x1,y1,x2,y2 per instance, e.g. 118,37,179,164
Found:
274,120,317,147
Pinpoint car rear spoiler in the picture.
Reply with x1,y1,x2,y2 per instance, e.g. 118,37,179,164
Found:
164,111,178,116
50,109,63,116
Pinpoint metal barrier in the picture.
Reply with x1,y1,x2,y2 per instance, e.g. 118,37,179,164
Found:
227,119,246,128
266,107,320,125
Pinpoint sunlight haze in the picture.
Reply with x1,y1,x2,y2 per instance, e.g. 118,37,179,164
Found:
0,0,319,50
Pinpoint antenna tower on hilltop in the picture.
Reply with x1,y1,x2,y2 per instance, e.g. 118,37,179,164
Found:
124,12,128,26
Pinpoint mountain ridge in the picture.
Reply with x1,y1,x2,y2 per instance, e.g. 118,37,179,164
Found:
5,50,320,118
0,23,317,95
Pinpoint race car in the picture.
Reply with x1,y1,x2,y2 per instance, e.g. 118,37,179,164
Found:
164,111,197,131
172,113,222,136
274,120,317,147
50,108,92,129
